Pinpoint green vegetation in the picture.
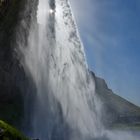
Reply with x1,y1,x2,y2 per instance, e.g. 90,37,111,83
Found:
110,123,140,131
0,120,29,140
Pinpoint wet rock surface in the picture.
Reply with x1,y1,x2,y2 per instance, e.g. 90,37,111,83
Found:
0,0,38,129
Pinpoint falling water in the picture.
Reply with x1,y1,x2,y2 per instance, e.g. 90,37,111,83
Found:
20,0,140,140
21,0,103,139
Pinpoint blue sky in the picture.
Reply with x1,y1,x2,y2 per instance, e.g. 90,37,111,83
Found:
70,0,140,106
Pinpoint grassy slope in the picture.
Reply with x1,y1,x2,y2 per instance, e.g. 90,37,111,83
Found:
111,123,140,131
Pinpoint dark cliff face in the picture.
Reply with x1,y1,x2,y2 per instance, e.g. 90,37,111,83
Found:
0,0,38,129
90,71,140,127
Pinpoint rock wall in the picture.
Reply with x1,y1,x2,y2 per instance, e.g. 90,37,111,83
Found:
0,0,38,130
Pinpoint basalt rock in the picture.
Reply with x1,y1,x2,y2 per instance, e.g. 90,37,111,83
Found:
0,0,38,130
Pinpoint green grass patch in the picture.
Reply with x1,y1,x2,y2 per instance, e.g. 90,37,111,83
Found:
111,123,140,131
0,120,29,140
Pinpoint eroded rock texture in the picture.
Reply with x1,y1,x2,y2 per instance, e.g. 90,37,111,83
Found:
0,0,38,129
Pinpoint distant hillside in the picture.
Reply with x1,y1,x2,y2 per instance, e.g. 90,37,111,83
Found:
91,72,140,129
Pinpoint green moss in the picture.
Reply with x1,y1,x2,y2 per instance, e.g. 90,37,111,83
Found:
0,120,29,140
110,123,140,131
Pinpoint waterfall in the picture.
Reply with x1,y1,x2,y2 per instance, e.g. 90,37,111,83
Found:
21,0,102,139
19,0,140,140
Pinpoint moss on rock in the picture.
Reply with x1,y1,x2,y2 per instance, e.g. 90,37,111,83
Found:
0,120,29,140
